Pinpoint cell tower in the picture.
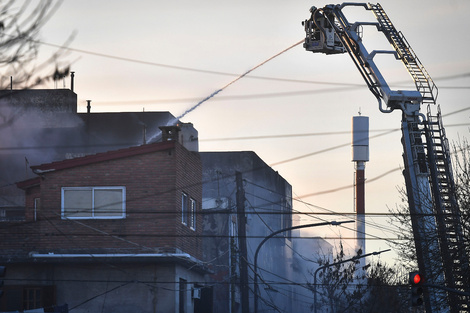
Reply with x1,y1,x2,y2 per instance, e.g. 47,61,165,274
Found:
352,115,369,266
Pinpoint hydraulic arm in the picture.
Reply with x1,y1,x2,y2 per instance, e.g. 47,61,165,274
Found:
303,3,469,313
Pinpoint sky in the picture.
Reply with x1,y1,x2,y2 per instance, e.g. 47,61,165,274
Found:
31,0,470,264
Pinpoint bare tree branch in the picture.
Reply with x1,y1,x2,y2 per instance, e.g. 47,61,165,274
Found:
0,0,70,89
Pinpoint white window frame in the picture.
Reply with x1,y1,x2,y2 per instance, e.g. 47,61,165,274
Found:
61,186,126,219
189,198,196,231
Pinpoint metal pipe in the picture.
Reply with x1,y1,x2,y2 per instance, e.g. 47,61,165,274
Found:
70,71,75,92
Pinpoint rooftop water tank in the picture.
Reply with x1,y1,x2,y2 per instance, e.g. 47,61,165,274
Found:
352,115,369,162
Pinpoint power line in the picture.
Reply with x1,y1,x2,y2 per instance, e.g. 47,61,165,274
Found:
90,86,364,106
247,194,403,243
39,38,329,86
269,128,398,167
31,25,470,293
200,122,470,142
0,123,468,153
245,192,401,238
296,167,400,198
89,84,470,106
172,39,304,123
243,178,400,234
37,38,470,87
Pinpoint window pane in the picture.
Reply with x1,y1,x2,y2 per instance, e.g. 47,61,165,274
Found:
94,189,123,217
23,287,42,310
64,189,92,217
182,193,188,225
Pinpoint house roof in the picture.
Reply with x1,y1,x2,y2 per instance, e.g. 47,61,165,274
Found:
30,140,176,172
16,177,41,190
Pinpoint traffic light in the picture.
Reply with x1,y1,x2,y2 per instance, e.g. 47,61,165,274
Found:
409,271,423,306
0,266,5,299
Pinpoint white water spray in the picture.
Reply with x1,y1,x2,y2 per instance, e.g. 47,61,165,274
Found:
147,39,304,143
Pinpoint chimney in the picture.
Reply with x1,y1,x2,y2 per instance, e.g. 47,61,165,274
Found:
158,123,199,151
159,125,181,142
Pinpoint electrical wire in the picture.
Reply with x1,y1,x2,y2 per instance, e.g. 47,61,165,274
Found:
0,159,451,246
172,39,304,123
88,86,470,107
5,27,465,312
200,122,470,143
1,37,462,250
244,179,402,237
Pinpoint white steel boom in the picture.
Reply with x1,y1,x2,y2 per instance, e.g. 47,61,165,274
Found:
303,3,469,313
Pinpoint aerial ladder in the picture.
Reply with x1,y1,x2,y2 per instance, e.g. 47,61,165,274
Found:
302,3,469,313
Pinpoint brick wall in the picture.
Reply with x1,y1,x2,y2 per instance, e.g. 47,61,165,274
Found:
174,143,203,259
0,142,203,261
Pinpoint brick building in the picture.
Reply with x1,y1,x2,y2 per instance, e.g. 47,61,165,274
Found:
0,87,303,313
0,140,210,313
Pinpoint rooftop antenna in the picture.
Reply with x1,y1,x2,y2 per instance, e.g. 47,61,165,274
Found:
142,108,147,145
86,100,91,114
70,71,75,92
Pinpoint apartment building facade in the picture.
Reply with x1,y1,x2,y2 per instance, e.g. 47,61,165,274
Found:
0,140,209,313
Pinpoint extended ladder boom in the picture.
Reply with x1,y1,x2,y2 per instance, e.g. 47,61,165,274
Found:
303,3,469,313
369,4,438,105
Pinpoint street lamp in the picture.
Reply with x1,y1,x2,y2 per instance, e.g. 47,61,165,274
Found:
313,249,391,313
254,220,354,313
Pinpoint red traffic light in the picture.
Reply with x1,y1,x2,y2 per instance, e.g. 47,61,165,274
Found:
409,271,422,285
409,271,424,306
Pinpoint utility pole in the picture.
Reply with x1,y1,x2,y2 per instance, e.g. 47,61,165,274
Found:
236,171,249,313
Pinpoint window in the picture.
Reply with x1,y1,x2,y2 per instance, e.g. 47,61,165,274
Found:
182,192,188,225
34,198,40,222
61,187,126,219
23,287,42,310
0,285,55,312
182,192,197,230
190,198,196,230
179,278,187,313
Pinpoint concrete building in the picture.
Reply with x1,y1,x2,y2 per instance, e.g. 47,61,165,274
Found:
1,141,209,312
200,151,293,313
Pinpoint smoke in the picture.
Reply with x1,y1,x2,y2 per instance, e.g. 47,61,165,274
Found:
0,100,84,193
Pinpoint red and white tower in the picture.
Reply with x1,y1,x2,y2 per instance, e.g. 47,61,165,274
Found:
352,115,369,266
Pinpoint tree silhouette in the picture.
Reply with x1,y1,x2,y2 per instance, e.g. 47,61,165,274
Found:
0,0,70,89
